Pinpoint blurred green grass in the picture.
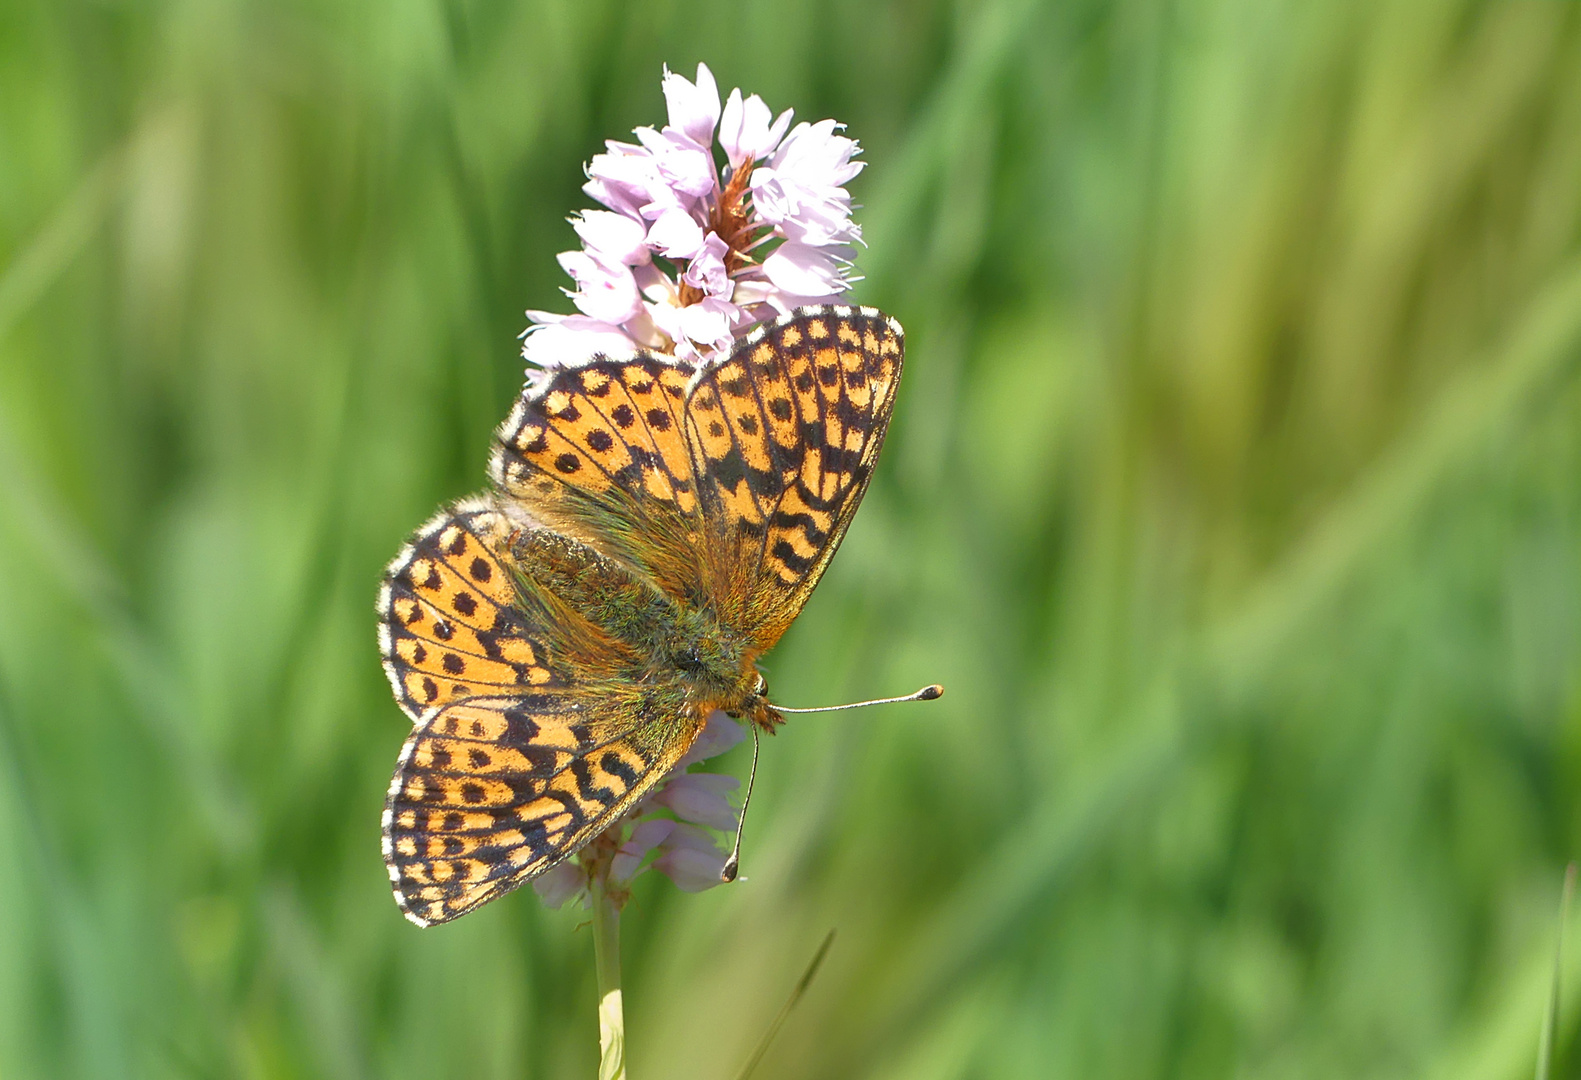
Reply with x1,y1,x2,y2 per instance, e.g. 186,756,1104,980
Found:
3,0,1581,1077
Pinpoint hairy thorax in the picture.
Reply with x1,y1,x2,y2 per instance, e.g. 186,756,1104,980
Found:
506,526,782,729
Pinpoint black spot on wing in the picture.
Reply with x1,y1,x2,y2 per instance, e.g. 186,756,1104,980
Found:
770,509,829,545
771,540,814,575
599,751,639,787
569,758,616,807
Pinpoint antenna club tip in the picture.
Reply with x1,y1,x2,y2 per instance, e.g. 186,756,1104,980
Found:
919,684,944,700
721,858,740,883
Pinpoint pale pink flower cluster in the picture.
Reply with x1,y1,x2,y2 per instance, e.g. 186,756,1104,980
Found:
532,711,747,908
522,63,864,371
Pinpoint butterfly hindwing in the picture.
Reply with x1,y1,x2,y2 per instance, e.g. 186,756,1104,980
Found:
684,307,903,651
378,499,566,720
378,498,709,926
382,689,704,926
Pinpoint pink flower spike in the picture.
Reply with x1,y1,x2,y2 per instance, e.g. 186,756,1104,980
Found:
762,243,851,296
525,62,866,374
653,772,740,831
532,861,586,909
662,63,721,148
571,210,650,266
646,207,706,259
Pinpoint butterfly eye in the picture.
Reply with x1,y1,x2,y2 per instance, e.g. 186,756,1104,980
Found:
754,673,767,696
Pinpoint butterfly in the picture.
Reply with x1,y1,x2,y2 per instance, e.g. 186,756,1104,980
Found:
377,305,904,926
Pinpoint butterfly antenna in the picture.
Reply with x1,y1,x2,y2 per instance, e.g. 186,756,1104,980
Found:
776,684,944,714
721,724,761,883
721,686,944,883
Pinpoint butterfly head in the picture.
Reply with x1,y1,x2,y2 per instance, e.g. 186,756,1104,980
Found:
729,670,785,734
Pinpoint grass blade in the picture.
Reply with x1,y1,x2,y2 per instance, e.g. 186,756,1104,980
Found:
1537,864,1576,1080
734,931,836,1080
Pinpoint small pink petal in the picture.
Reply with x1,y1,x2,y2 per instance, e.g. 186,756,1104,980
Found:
627,817,677,851
572,210,650,266
585,142,666,219
681,232,731,298
653,848,729,892
662,63,721,148
635,127,716,200
532,861,586,909
720,90,789,171
646,208,706,259
632,260,674,298
676,298,736,350
770,119,864,187
646,298,688,347
521,315,641,368
676,711,747,768
556,249,642,324
653,825,730,892
611,818,675,881
762,243,850,296
653,772,740,831
765,108,795,157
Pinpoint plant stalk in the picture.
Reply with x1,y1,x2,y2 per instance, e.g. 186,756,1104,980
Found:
591,875,626,1080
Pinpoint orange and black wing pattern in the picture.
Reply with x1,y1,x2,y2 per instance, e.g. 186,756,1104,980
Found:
377,499,704,926
378,498,561,720
488,356,707,604
381,686,701,926
683,306,903,651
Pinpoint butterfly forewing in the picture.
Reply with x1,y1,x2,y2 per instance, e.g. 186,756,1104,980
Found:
684,307,903,651
489,357,707,602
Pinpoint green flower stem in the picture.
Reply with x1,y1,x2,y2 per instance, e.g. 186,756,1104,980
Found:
590,875,626,1080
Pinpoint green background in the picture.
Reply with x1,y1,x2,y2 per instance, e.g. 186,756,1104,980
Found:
4,0,1581,1076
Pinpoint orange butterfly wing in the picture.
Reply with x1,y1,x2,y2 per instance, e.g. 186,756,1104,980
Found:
684,306,904,651
378,498,563,719
378,499,704,925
